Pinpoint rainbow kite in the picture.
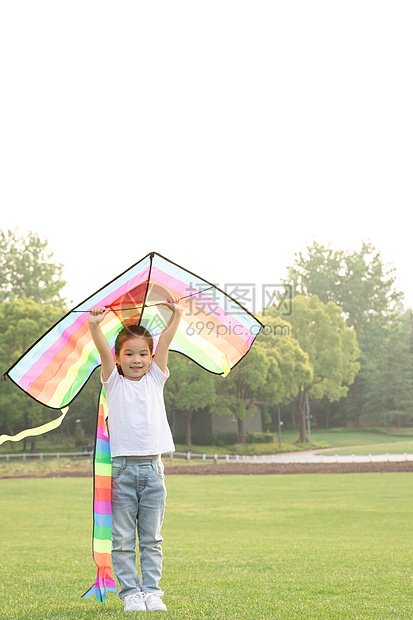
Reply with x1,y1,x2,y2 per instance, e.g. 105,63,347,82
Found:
5,252,262,413
2,251,263,600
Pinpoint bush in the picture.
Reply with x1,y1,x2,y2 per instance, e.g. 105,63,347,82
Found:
192,432,239,446
214,432,238,446
191,433,215,446
245,432,275,444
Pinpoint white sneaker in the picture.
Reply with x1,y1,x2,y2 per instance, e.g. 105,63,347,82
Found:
124,591,146,612
144,592,167,611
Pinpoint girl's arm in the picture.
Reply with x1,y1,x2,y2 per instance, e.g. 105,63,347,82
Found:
154,297,183,374
88,308,115,382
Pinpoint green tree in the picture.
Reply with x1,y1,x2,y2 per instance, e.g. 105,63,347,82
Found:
285,240,402,337
255,315,313,421
266,295,360,442
0,229,66,306
164,354,216,447
62,370,102,439
371,311,413,427
210,347,270,443
284,240,405,426
0,299,66,450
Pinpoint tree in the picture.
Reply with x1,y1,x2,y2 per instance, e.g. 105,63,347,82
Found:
210,347,270,443
284,240,404,426
265,295,360,442
0,229,66,306
62,370,102,438
254,315,313,423
373,311,413,427
0,299,66,450
285,240,403,337
164,354,216,447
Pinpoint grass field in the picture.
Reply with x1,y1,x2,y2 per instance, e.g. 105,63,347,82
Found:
1,473,413,619
328,441,413,456
164,429,413,457
282,429,413,457
281,428,413,446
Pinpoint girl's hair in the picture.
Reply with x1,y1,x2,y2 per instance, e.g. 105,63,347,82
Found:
115,325,154,375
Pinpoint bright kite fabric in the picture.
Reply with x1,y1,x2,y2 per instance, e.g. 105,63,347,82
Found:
5,252,263,413
82,389,117,602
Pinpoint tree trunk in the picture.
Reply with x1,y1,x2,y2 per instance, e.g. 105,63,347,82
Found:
185,411,193,448
296,389,308,443
291,401,296,429
237,418,245,444
170,408,176,437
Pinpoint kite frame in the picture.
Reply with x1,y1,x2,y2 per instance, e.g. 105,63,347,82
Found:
3,251,264,410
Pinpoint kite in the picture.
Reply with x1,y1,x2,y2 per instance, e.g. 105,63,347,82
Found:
2,251,263,600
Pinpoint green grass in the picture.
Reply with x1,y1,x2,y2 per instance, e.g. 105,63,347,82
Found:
0,433,80,455
174,428,413,458
326,440,413,456
1,474,413,619
282,428,413,454
281,428,410,446
174,442,320,456
0,456,93,478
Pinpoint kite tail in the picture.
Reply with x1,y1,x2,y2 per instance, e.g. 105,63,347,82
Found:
82,388,116,602
82,568,117,602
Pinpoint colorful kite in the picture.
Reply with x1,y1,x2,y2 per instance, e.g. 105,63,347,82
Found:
2,251,263,600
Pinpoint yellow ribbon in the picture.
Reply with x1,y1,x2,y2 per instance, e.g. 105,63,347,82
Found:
0,407,69,445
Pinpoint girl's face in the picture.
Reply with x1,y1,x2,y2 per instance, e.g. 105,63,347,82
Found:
116,336,152,381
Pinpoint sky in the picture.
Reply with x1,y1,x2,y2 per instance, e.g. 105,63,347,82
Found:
1,1,412,314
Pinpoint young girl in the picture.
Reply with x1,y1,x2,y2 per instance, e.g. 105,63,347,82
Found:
88,298,183,612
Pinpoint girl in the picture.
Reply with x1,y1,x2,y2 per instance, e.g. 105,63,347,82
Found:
88,298,183,612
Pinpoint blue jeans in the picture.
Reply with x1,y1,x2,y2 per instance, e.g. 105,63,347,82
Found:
111,456,167,599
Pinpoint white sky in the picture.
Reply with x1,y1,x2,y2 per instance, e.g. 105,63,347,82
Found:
1,1,412,313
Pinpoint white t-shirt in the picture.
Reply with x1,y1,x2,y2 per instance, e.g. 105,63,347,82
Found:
102,361,175,457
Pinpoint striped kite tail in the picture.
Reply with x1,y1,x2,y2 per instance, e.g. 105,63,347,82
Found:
82,388,116,601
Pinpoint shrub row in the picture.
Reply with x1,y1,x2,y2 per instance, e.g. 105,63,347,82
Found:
191,431,276,446
245,432,275,444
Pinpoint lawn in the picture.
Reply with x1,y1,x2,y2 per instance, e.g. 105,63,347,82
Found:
1,474,413,619
327,440,413,456
173,429,413,459
282,429,413,456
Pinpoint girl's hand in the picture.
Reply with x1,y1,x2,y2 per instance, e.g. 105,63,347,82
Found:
87,307,115,381
164,296,184,314
88,307,109,325
155,296,184,373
